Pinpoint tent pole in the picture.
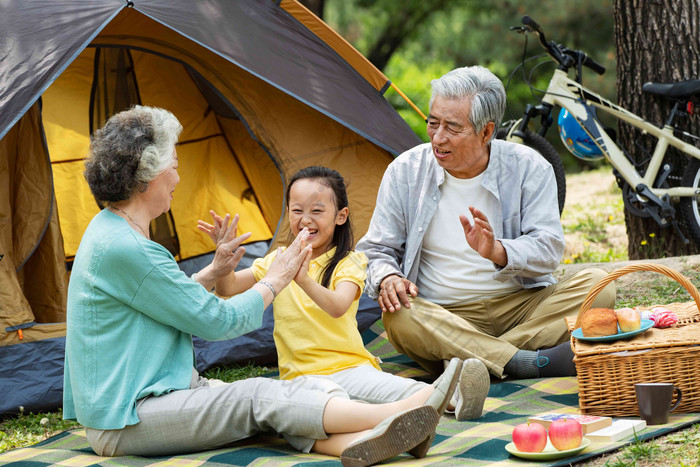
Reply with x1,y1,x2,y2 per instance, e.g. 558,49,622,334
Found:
390,83,426,121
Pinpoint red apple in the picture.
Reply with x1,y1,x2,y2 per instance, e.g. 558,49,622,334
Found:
512,422,547,453
548,418,583,451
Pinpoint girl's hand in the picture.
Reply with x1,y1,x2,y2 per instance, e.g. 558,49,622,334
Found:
264,228,311,292
293,247,313,286
197,210,228,246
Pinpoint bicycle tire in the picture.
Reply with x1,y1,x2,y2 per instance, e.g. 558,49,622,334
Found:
496,128,567,214
679,157,700,248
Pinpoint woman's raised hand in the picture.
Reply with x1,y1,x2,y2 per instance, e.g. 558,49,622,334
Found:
264,228,312,292
207,212,252,277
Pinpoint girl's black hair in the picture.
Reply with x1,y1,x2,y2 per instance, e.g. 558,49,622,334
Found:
285,166,353,288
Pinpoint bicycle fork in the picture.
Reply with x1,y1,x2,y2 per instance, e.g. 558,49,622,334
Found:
509,103,555,141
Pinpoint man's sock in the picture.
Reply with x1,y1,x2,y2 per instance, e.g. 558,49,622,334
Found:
536,341,577,377
503,350,538,379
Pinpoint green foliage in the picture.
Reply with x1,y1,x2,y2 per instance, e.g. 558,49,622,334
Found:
384,60,454,142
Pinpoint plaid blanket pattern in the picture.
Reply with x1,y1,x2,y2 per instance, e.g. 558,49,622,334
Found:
2,320,699,466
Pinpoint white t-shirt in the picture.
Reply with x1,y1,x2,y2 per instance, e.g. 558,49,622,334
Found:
416,170,520,305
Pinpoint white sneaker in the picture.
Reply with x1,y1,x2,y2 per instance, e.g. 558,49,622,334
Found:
340,406,439,466
454,358,490,421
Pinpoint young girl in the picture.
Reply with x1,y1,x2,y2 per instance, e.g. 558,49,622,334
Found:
199,167,488,454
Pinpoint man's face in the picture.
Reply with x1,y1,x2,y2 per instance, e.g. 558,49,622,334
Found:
426,96,492,179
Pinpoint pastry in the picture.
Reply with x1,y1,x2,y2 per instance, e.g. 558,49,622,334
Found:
581,307,618,337
616,307,641,333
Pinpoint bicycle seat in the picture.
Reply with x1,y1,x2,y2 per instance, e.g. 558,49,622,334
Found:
642,80,700,99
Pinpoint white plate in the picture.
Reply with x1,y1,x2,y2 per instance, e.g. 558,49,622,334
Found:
505,437,591,461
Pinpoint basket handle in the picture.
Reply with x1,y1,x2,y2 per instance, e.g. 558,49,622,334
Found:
574,263,700,328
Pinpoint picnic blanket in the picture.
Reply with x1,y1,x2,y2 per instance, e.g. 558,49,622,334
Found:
2,320,699,466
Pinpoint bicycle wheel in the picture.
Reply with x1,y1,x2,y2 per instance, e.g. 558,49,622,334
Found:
496,128,566,214
679,157,700,248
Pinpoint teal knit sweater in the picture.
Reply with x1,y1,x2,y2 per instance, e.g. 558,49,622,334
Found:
63,210,264,429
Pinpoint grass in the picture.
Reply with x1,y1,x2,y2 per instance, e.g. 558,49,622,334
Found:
0,409,79,453
201,362,273,382
575,423,700,466
2,167,699,465
561,168,628,264
614,268,700,308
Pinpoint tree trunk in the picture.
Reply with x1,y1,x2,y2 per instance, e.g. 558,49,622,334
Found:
365,0,450,71
613,0,700,259
299,0,325,20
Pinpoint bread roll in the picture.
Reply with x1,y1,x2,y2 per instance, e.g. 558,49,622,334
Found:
616,307,641,332
581,308,618,337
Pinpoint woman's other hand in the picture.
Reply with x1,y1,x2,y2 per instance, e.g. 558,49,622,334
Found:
264,228,312,292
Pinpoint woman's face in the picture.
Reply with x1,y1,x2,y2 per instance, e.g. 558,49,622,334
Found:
147,148,180,215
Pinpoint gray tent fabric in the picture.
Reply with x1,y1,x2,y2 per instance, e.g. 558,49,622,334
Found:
0,337,66,416
0,1,124,139
0,0,421,153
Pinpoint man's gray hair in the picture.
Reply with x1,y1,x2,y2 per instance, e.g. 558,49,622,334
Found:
85,106,182,202
430,65,506,142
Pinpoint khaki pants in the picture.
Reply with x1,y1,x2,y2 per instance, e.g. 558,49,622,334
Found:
383,268,615,378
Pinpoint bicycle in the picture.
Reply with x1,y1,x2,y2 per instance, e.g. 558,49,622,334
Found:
497,15,700,247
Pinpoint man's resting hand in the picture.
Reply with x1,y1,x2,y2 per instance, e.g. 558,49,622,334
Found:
379,274,418,313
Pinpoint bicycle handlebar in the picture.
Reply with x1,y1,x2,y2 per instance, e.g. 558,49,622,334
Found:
520,15,606,76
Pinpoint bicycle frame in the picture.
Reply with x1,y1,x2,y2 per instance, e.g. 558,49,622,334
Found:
508,68,700,201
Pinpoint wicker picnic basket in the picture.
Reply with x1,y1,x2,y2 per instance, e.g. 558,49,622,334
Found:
566,263,700,416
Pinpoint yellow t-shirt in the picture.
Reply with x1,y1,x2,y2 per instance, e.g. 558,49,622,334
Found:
251,247,381,380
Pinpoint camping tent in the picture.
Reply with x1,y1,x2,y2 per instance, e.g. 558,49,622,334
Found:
0,0,422,416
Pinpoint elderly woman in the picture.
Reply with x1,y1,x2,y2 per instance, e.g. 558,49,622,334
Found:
63,106,457,466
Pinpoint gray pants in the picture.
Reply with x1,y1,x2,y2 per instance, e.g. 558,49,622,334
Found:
304,364,429,404
86,369,347,456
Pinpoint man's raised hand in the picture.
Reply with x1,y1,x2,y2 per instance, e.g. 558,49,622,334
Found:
460,206,507,267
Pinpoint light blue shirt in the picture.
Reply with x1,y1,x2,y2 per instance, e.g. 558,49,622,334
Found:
356,140,565,300
63,209,265,429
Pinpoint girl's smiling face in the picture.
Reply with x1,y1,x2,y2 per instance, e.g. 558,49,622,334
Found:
288,178,348,259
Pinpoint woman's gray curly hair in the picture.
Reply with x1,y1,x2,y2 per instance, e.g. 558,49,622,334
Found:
84,106,182,203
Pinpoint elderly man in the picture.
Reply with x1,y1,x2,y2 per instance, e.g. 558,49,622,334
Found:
356,65,615,380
